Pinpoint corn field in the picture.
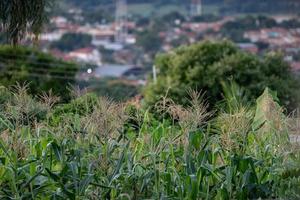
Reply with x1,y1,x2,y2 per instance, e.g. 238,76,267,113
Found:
0,84,299,199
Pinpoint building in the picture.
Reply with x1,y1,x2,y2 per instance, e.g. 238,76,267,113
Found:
68,48,102,66
95,64,142,79
238,43,259,54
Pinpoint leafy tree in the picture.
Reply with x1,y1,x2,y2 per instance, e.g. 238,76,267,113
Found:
220,0,300,14
51,33,92,52
220,15,277,42
137,30,162,54
191,14,222,23
144,40,299,111
82,8,113,24
0,45,78,100
161,11,186,24
0,0,53,45
280,18,300,29
136,17,151,27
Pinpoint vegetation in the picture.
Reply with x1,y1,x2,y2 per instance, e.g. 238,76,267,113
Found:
0,0,53,44
82,9,114,24
144,40,300,112
0,83,299,199
0,45,78,101
220,15,300,42
50,33,93,52
79,78,141,102
220,0,300,14
137,29,163,54
64,0,300,17
191,14,222,23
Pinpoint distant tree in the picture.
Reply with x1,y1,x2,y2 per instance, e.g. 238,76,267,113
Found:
137,30,162,53
82,9,113,24
161,11,186,25
144,40,299,111
255,41,269,51
51,33,92,52
220,15,277,42
280,18,300,29
136,17,151,27
0,45,78,100
220,0,300,14
0,0,53,45
257,16,277,28
191,14,222,23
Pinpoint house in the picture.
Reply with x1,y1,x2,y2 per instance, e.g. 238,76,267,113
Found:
238,43,259,54
95,64,143,79
50,49,72,61
68,48,102,66
91,30,115,47
39,31,65,42
291,62,300,72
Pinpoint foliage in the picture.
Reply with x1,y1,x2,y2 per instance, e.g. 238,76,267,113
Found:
191,14,222,23
84,78,141,102
0,85,299,199
0,0,53,45
0,45,78,101
220,0,300,14
220,15,277,42
82,8,114,24
50,33,93,52
137,29,163,53
143,40,299,112
161,11,186,24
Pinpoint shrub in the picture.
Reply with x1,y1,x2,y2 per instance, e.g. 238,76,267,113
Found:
143,40,299,111
0,45,78,101
0,86,299,199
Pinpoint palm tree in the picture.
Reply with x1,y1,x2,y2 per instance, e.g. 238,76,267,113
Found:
0,0,53,45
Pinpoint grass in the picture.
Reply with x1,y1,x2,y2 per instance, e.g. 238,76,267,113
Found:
0,84,299,199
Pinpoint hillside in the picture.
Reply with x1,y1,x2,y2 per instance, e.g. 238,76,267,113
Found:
65,0,300,15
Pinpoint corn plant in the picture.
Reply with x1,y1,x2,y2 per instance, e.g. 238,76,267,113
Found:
0,86,299,199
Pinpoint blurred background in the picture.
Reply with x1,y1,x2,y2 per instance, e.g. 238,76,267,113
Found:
1,0,300,103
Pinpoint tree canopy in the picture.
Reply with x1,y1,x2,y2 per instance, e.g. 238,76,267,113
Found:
0,0,53,45
50,33,92,52
0,45,78,100
144,40,299,111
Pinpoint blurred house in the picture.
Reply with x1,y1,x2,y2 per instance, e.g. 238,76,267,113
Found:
95,64,143,79
291,62,300,72
40,31,65,42
91,30,115,46
68,47,102,66
238,43,259,54
244,28,300,47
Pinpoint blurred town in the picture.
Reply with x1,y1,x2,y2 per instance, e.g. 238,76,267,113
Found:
8,0,300,100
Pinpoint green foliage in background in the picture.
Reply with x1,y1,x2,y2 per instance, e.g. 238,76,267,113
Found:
84,78,141,102
137,29,163,54
50,33,93,52
0,45,78,101
0,0,53,44
76,76,141,102
144,40,299,111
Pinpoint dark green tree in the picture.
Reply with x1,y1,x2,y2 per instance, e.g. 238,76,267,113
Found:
137,30,162,54
144,40,299,111
0,0,53,45
0,45,78,100
51,33,92,52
